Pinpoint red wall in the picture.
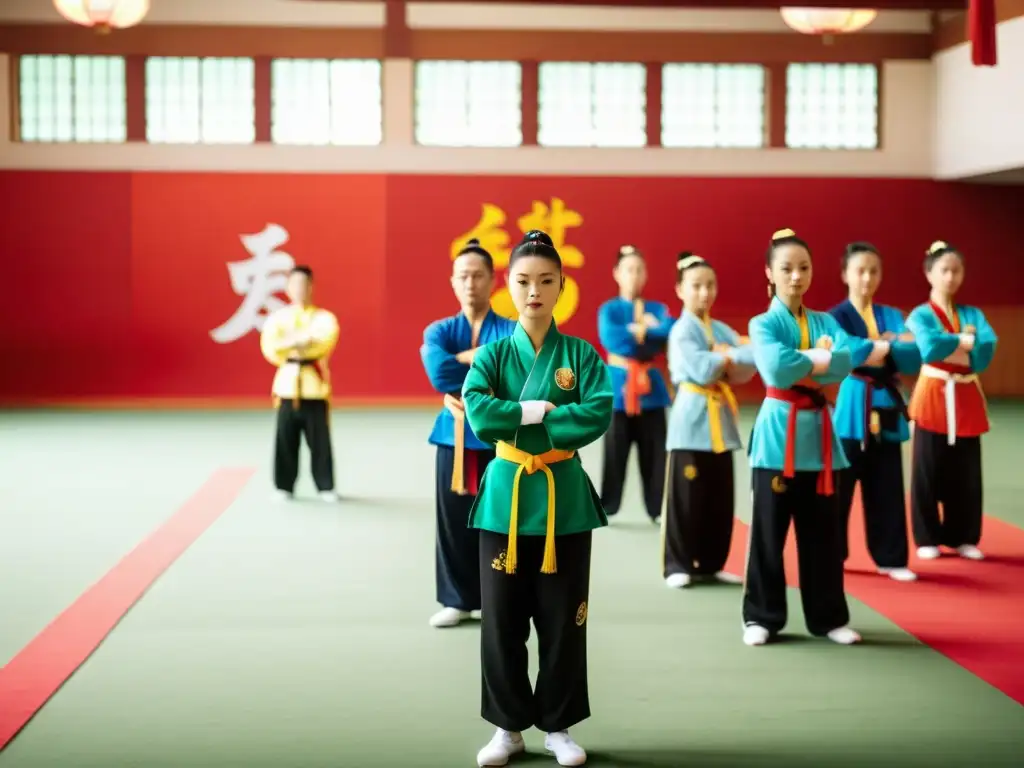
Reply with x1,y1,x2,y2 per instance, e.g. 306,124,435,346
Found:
2,170,1022,403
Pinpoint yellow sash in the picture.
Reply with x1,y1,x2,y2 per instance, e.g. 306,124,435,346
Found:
495,440,575,575
444,394,468,494
681,381,739,454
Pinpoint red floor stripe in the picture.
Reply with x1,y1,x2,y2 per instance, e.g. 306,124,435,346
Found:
0,467,255,751
723,496,1024,705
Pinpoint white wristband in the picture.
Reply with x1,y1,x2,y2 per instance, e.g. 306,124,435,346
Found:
520,400,547,425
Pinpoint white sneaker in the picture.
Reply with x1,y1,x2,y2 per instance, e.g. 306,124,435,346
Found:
665,573,691,589
956,544,984,560
477,729,525,767
318,490,340,502
273,490,293,502
545,730,587,767
714,570,743,584
826,626,862,645
916,546,941,560
879,567,918,582
742,624,770,646
429,607,471,628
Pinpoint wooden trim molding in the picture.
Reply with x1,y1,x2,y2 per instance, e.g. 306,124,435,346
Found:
933,0,1024,52
0,23,933,62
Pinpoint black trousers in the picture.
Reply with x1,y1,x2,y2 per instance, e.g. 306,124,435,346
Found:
662,449,734,578
600,409,666,520
743,469,849,636
837,438,909,568
479,530,592,733
435,445,493,612
910,427,983,548
274,399,335,492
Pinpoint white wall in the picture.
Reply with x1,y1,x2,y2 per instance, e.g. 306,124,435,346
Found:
0,57,934,178
933,16,1024,180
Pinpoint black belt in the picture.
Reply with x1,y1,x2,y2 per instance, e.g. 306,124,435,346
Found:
851,359,908,445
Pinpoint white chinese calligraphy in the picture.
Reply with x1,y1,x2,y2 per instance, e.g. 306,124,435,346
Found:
210,223,295,344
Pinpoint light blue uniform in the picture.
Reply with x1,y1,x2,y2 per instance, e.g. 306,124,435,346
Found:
420,310,517,450
830,300,921,444
666,310,757,453
905,304,998,374
747,297,874,472
597,297,674,412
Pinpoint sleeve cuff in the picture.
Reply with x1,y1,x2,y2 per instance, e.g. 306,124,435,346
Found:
520,400,547,425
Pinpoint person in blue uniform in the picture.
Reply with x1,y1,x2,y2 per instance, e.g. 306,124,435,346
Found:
830,242,922,583
596,245,674,522
743,229,886,648
420,238,517,628
663,252,757,589
906,240,998,561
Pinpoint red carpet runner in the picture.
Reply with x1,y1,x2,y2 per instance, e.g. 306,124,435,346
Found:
0,467,255,751
725,496,1024,706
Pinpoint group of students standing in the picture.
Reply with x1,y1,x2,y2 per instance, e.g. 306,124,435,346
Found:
257,227,997,768
413,227,997,767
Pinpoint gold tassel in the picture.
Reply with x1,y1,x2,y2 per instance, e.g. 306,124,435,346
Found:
540,468,558,574
504,464,524,574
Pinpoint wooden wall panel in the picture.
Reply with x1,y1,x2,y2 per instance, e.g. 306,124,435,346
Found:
978,306,1024,397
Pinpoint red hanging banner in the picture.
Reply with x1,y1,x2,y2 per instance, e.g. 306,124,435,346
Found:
968,0,998,66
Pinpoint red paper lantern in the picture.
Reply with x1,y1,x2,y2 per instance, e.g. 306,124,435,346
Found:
53,0,150,32
780,7,878,36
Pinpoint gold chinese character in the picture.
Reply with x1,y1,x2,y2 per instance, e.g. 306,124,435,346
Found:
451,198,584,326
450,204,513,268
516,198,584,269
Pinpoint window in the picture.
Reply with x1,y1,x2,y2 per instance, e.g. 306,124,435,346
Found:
414,61,521,147
661,64,765,148
145,57,255,144
18,55,126,143
785,63,878,149
271,59,382,146
538,62,646,148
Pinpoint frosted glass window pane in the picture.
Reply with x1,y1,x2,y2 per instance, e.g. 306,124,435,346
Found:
414,61,521,147
661,63,765,148
19,54,125,143
146,57,254,144
271,58,382,146
538,62,646,148
785,63,878,149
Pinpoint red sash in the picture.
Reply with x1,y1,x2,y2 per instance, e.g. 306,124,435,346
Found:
765,385,834,496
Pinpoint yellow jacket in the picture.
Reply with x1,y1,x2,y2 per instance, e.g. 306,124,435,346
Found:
260,304,339,400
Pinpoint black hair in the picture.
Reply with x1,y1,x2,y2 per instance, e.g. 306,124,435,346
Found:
455,237,494,272
842,241,880,270
676,251,712,284
765,228,811,297
616,244,643,263
290,265,313,280
509,229,562,270
924,240,962,271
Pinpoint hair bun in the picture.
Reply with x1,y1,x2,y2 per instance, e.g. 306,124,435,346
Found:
522,230,553,247
677,253,706,270
772,228,796,241
466,237,481,247
927,240,948,256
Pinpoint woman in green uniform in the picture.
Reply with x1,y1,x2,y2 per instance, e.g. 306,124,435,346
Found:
462,229,613,767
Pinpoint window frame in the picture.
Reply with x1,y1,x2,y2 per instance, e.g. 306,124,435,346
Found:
15,54,128,144
660,62,767,149
783,62,881,151
536,61,648,149
270,57,384,147
144,55,257,145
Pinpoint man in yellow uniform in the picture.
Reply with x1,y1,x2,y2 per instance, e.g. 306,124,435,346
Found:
259,266,340,501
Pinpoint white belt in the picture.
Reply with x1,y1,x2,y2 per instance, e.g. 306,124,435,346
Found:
919,364,979,446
